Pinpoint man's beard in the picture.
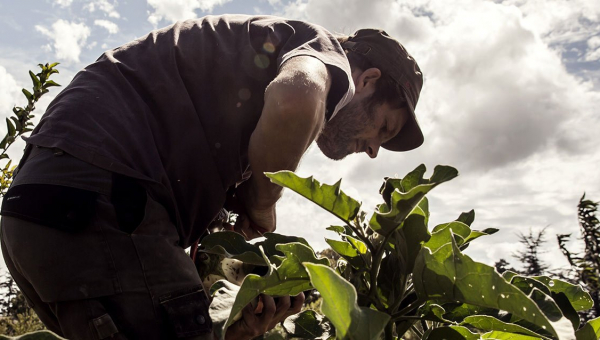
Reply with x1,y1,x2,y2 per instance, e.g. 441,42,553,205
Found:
316,99,375,160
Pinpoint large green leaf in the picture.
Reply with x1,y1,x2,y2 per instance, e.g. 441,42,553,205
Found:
481,331,545,339
370,165,458,236
575,316,600,340
221,243,329,335
265,171,361,223
282,309,334,339
413,238,559,338
200,231,266,265
461,315,550,339
303,263,390,340
532,276,593,312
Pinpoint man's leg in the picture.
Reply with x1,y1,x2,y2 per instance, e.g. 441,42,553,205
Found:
1,182,213,339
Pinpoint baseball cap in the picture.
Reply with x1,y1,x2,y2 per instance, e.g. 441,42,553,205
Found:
342,29,424,152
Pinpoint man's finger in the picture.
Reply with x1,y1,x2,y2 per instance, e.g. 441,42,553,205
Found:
272,296,291,322
290,292,305,313
257,294,277,333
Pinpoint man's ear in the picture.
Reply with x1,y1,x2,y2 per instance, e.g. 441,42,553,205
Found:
354,67,381,93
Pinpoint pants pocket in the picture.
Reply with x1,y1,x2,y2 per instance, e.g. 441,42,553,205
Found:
159,286,212,338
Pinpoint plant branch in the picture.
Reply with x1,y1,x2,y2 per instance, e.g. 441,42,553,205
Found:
390,300,422,322
346,221,376,253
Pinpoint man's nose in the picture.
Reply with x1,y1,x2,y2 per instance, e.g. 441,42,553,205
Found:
366,140,381,158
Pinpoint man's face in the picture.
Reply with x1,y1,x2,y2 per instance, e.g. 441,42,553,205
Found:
316,96,408,160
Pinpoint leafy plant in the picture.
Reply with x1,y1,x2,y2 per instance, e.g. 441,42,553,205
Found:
199,164,599,339
0,63,60,197
558,194,600,322
0,63,61,339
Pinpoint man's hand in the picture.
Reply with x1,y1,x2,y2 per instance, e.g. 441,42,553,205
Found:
233,205,275,240
224,292,305,340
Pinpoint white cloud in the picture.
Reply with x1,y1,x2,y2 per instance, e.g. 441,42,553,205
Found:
52,0,73,7
501,0,600,45
146,0,233,26
0,66,20,116
85,0,121,19
94,19,119,34
585,36,600,61
35,20,91,63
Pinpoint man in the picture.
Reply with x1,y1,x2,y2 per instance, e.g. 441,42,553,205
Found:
0,14,423,340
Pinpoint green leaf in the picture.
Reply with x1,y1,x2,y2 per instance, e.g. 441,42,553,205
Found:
282,309,333,339
413,237,559,338
345,235,367,254
303,263,390,340
551,291,580,329
43,80,61,88
10,117,22,132
29,70,41,89
482,330,546,339
22,88,33,102
222,243,329,334
326,225,346,235
200,231,266,265
209,280,242,340
6,118,16,137
379,164,427,206
369,165,458,236
418,302,449,323
425,221,471,252
377,253,404,307
575,316,600,340
257,233,310,258
424,326,480,340
440,302,500,323
532,276,593,312
462,228,499,245
265,171,361,224
456,210,475,226
389,213,430,274
461,315,550,338
326,239,362,267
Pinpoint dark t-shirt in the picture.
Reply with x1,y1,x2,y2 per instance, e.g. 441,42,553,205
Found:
25,14,354,247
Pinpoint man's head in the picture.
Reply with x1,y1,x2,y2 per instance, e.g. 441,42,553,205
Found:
316,29,424,160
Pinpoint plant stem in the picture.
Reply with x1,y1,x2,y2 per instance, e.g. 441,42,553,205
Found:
390,300,421,322
411,325,424,338
384,321,394,340
346,222,376,253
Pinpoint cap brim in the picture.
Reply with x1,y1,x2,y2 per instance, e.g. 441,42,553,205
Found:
382,104,424,152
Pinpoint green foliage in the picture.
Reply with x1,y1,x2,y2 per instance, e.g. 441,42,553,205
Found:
199,164,600,339
0,63,60,197
557,194,600,321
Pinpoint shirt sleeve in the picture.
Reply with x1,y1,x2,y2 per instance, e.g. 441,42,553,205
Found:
273,19,355,121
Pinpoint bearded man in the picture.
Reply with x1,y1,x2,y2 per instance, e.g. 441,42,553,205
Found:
1,14,423,340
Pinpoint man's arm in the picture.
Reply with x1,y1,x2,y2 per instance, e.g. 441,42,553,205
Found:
235,56,332,237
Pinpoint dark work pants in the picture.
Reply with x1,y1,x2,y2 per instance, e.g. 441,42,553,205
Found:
0,147,213,339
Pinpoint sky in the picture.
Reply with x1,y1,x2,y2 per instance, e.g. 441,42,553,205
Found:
0,0,599,274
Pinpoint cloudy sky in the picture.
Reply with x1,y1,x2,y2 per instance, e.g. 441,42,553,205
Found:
0,0,599,273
